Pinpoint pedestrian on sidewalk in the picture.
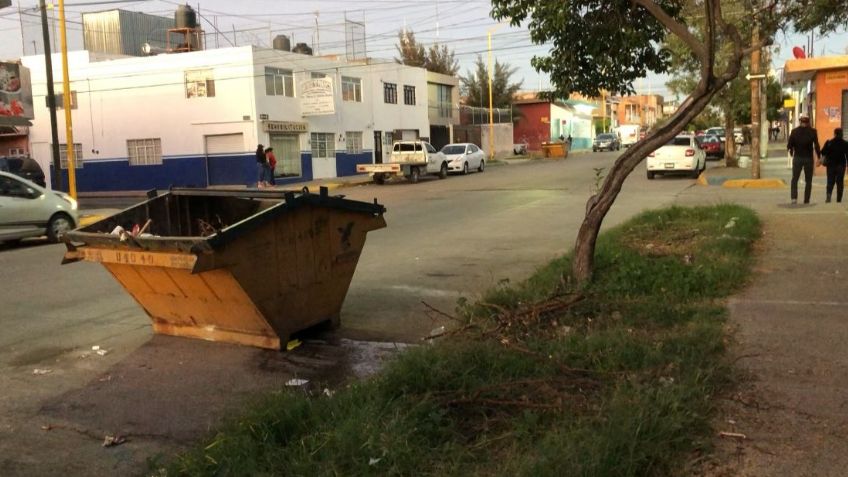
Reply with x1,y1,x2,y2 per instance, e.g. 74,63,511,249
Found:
265,147,277,186
820,128,848,203
787,116,821,204
255,144,270,188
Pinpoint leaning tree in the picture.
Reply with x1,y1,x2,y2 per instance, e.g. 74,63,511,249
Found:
490,0,778,285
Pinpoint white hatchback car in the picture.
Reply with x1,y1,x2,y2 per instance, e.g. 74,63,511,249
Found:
0,171,79,243
646,135,706,180
441,143,486,174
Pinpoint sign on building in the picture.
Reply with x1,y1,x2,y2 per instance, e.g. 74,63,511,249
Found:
262,121,308,133
0,62,34,126
300,78,335,116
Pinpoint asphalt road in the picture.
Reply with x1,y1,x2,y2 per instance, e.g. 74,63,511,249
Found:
0,151,713,475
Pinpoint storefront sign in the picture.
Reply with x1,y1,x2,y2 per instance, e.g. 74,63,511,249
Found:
300,78,335,116
262,120,308,133
783,98,796,108
0,62,33,126
825,71,848,84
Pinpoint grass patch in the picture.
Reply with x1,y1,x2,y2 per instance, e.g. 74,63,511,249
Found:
161,204,760,477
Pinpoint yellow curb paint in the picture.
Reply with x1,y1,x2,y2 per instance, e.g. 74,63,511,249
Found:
697,173,708,186
78,215,105,227
722,178,787,189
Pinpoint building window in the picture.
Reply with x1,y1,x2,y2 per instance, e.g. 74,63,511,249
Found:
8,147,25,156
59,143,83,169
403,85,416,105
185,69,215,98
46,91,77,110
346,131,363,154
625,104,640,123
342,76,362,102
265,67,294,97
127,138,162,166
384,82,397,104
311,132,334,159
384,131,393,147
429,83,452,118
311,72,327,79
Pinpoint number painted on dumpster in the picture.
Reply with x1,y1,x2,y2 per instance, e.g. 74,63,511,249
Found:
79,248,197,269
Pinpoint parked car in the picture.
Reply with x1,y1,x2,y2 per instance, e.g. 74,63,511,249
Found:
441,143,485,174
698,134,724,159
0,156,46,187
704,127,726,141
646,135,706,179
0,171,78,243
357,140,449,184
733,127,744,144
592,133,621,152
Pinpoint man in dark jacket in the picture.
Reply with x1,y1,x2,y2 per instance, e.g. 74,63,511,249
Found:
821,128,848,203
787,116,821,204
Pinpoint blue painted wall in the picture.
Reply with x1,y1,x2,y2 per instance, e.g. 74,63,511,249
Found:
335,151,372,177
52,152,316,192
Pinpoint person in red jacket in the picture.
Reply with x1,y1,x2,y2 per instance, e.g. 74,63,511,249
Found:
265,147,277,186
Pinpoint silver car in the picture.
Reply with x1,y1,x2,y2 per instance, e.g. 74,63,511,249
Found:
0,171,79,244
441,143,486,174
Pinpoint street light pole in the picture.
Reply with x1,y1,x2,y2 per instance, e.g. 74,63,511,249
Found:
487,29,495,162
57,0,77,198
750,21,761,179
38,0,62,191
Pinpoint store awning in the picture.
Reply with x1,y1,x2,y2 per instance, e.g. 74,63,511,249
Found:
0,117,33,127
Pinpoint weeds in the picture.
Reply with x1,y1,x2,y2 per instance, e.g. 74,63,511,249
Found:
162,205,760,477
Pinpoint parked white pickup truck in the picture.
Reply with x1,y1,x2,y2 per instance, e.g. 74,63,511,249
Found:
357,141,449,184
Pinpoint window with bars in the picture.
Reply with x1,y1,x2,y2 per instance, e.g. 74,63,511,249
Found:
342,76,362,102
127,138,162,166
265,67,295,97
384,82,397,104
384,131,393,147
346,131,363,154
185,69,215,98
625,104,640,123
403,85,415,105
310,132,334,159
59,143,83,169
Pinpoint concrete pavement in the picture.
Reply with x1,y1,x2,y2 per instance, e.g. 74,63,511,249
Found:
674,154,848,476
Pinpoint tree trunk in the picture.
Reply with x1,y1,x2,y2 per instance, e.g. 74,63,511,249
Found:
724,113,738,167
571,85,725,286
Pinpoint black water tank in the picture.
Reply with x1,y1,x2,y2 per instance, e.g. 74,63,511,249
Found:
292,42,313,55
273,35,291,52
175,4,197,29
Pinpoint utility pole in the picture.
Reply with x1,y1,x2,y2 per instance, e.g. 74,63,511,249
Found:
750,21,761,179
57,0,77,198
38,0,62,191
487,29,495,162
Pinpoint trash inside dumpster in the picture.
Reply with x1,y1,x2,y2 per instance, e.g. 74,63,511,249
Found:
62,187,386,350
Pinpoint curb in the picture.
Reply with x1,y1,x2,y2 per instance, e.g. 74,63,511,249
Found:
78,214,105,227
722,178,787,189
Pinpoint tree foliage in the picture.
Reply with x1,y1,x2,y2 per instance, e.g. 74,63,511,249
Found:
395,29,459,76
460,55,523,108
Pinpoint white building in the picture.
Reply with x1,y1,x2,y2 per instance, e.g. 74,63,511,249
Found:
21,45,458,192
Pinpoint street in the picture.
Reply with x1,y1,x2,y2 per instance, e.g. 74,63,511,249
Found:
0,151,712,475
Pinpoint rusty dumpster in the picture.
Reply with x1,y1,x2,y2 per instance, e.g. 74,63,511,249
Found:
62,187,386,350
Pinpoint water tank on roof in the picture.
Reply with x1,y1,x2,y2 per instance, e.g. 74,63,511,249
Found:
273,35,291,52
175,4,197,29
292,42,313,55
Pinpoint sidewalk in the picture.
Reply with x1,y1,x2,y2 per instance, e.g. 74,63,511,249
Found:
676,175,848,476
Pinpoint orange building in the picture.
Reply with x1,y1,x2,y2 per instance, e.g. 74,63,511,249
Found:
783,55,848,149
614,94,664,128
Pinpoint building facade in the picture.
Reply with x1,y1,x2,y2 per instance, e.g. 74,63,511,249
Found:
783,55,848,149
512,93,594,152
22,46,452,192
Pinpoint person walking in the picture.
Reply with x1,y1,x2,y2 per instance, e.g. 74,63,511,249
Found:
787,116,821,204
265,147,277,186
255,144,269,188
820,128,848,203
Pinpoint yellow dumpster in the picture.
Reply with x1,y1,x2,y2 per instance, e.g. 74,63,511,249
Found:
62,187,386,350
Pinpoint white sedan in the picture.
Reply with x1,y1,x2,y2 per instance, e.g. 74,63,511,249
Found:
646,135,706,180
441,143,486,174
0,171,79,244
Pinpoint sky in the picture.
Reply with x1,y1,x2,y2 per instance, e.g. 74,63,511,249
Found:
0,0,845,100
